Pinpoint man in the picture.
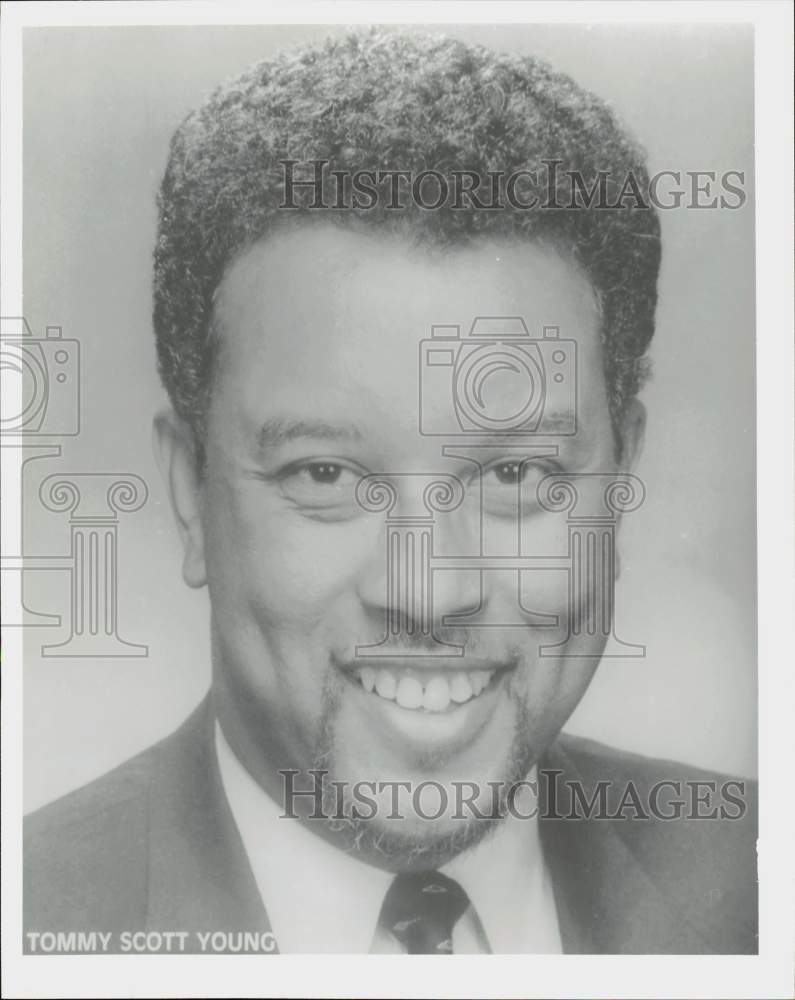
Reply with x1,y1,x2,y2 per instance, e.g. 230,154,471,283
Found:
24,29,757,954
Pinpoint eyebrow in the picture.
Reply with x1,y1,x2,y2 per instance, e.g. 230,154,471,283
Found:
254,411,586,455
256,417,365,452
461,411,582,439
528,410,577,434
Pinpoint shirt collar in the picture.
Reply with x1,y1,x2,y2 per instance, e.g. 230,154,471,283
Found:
442,777,559,953
215,721,560,953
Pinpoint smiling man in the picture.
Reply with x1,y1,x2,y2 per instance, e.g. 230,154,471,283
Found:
24,30,757,954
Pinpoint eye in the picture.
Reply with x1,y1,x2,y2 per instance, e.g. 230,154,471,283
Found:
490,461,529,486
302,462,344,484
276,459,365,518
481,458,558,517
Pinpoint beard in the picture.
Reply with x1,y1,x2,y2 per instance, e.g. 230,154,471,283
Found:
306,661,540,872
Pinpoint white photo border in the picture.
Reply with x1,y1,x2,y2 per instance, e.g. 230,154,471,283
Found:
2,2,792,998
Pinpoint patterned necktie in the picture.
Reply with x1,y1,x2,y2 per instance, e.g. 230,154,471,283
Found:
378,871,470,954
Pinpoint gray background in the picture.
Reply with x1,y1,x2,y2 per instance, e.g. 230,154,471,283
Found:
21,23,756,812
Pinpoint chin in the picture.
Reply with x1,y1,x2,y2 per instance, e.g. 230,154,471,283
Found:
318,781,506,873
305,687,540,870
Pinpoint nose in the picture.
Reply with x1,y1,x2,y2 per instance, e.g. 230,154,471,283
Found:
425,506,482,625
354,473,482,642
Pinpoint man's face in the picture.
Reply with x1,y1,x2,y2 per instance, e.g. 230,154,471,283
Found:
164,224,640,867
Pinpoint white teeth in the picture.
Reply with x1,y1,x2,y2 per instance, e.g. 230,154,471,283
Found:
375,670,397,700
423,676,451,713
356,666,496,710
450,672,473,703
395,676,424,709
470,669,494,696
470,670,485,695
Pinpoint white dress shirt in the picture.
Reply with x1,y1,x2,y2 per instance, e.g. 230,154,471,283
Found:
215,722,563,954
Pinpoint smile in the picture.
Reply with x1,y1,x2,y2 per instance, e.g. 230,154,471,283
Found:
333,652,516,714
354,665,496,712
331,654,519,754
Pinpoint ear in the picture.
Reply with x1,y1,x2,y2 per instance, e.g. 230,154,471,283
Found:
152,409,207,588
614,398,646,582
617,397,646,473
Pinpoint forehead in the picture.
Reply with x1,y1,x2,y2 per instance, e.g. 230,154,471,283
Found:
211,224,604,428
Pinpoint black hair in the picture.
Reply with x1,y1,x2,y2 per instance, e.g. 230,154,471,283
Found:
153,29,660,449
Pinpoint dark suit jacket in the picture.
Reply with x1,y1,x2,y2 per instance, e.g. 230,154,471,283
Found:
24,695,758,954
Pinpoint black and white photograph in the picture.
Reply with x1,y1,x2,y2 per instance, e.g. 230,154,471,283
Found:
2,3,792,999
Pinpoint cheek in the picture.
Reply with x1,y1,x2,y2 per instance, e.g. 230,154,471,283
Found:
482,513,571,617
256,523,370,614
203,481,379,625
513,657,599,746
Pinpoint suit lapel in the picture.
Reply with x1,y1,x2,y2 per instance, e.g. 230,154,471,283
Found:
145,696,272,942
539,738,711,954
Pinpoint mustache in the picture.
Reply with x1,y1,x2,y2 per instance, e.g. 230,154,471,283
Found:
331,623,529,665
